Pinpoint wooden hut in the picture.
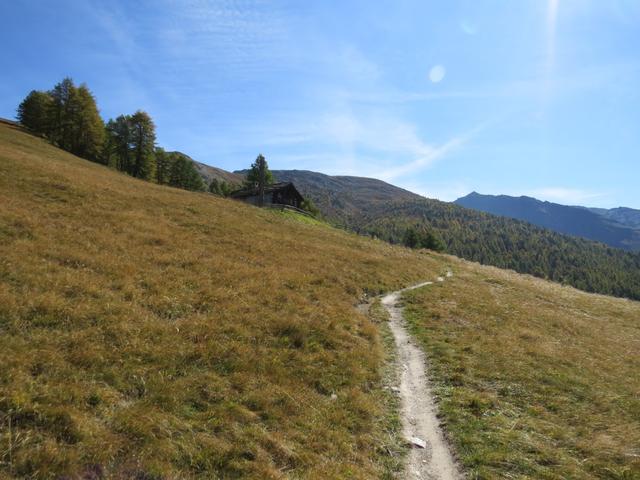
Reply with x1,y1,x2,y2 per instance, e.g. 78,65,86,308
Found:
229,182,304,209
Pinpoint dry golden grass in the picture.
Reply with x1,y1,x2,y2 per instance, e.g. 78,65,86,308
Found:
0,124,444,479
403,258,640,479
4,123,638,479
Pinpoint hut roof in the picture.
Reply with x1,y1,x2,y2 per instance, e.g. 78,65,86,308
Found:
229,182,304,202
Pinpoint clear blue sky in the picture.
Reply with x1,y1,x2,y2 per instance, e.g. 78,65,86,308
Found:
1,0,639,208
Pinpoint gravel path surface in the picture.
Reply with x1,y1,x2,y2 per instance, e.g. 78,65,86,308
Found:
382,278,462,480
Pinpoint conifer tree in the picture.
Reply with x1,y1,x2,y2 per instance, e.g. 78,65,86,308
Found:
129,110,156,180
155,147,173,185
70,84,104,162
245,154,274,188
17,90,53,136
18,78,104,162
104,115,132,171
49,77,76,151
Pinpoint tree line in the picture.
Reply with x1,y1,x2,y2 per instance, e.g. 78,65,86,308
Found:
17,78,222,193
16,77,322,218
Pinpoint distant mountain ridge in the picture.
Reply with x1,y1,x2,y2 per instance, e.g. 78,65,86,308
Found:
269,169,421,226
194,162,640,252
587,206,640,230
193,159,244,186
455,192,640,251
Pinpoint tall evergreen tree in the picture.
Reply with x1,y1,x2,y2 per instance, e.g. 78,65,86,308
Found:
155,147,173,185
70,84,104,162
103,111,157,180
17,90,53,136
245,154,274,187
104,115,133,171
129,110,156,180
48,77,76,151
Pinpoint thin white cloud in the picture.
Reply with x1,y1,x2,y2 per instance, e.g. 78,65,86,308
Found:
374,119,494,181
459,19,478,35
252,108,484,180
374,136,465,181
395,180,473,202
525,187,607,205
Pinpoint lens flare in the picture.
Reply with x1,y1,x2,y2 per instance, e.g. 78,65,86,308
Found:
429,65,446,83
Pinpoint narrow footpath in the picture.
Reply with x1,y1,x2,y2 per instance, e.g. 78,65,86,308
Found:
381,278,462,480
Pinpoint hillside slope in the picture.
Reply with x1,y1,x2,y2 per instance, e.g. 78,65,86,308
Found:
2,124,640,479
0,124,444,479
270,170,420,226
270,169,640,300
191,158,244,186
455,192,640,251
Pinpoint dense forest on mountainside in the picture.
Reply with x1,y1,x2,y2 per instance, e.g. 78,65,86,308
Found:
269,170,421,225
359,199,640,299
274,171,640,301
455,192,640,251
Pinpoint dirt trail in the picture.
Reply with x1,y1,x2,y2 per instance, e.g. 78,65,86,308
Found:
382,278,462,480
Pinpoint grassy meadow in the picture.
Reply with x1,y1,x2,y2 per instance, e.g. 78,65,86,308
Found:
403,260,640,479
0,123,445,479
2,121,639,479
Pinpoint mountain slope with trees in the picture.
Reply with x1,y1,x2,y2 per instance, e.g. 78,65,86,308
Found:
268,170,421,226
455,192,640,251
193,159,244,187
272,170,640,301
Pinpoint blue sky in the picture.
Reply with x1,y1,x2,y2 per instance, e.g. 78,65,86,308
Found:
1,0,639,208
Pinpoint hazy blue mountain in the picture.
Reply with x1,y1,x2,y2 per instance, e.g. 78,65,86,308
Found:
455,192,640,251
588,207,640,230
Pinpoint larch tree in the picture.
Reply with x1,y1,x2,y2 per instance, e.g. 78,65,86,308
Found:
48,77,76,151
104,115,133,172
17,90,53,136
155,147,173,185
129,110,156,180
19,78,104,163
70,84,104,162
